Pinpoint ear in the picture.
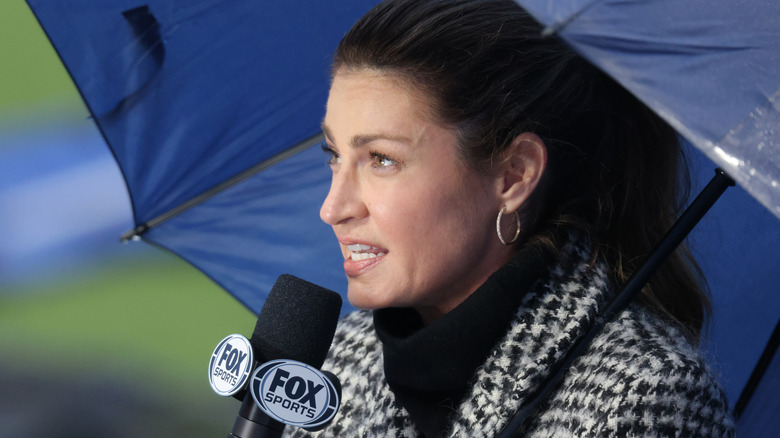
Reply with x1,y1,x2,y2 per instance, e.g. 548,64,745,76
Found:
497,132,547,213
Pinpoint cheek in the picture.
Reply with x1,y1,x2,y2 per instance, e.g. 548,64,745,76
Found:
365,185,446,256
436,181,499,246
379,182,483,246
368,190,431,236
364,164,497,246
382,177,445,212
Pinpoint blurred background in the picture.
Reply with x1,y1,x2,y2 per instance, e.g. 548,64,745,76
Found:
0,2,256,435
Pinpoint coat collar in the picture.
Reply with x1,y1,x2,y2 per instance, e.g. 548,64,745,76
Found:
447,236,614,435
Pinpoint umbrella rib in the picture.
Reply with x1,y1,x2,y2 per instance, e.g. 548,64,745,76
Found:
540,0,603,37
733,316,780,421
120,132,325,242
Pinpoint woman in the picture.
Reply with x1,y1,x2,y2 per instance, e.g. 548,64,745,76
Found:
289,0,734,436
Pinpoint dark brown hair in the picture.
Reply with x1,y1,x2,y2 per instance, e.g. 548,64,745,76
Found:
333,0,710,338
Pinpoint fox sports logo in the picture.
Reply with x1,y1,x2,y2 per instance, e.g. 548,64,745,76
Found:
250,359,340,428
208,334,253,396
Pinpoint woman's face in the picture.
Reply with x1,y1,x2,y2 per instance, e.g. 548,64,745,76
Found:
321,70,513,322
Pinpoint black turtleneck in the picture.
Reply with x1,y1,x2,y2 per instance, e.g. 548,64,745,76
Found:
373,246,553,437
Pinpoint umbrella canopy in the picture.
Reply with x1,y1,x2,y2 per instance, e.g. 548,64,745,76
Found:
27,0,779,433
513,0,780,433
516,0,780,219
26,0,376,313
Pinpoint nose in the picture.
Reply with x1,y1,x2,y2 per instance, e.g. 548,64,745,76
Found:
320,167,367,226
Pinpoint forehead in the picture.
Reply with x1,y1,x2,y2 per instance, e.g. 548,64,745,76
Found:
325,69,438,126
332,67,421,95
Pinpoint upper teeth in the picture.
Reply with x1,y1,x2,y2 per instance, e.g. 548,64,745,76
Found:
346,244,385,261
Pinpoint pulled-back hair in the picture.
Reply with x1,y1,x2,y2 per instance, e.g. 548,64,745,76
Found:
333,0,710,338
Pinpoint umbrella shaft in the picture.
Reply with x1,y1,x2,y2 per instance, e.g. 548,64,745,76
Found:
608,168,736,317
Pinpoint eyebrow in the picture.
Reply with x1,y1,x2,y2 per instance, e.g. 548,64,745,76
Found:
321,124,412,148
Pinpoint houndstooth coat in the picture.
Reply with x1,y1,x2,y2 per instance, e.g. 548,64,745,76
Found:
286,238,735,437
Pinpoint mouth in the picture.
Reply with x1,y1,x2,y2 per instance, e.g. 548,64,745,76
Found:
345,243,387,261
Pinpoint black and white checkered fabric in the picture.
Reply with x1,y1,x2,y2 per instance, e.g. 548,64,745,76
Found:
287,238,734,437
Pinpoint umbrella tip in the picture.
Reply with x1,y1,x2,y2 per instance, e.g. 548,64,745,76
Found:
120,224,148,243
715,168,737,187
541,26,557,37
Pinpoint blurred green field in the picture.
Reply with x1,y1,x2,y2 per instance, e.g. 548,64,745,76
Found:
1,0,256,383
0,253,256,391
0,1,79,109
0,252,258,434
1,2,261,434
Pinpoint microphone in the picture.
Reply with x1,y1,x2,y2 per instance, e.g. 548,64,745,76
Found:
209,274,343,438
250,274,342,368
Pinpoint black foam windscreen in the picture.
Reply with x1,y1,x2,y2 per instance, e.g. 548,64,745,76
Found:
250,274,343,369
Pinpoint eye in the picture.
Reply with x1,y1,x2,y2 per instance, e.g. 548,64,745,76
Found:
321,144,341,165
369,150,399,169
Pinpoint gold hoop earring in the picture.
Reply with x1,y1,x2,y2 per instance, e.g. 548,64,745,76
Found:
496,206,521,245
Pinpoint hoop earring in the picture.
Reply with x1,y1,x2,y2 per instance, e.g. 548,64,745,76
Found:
496,206,521,245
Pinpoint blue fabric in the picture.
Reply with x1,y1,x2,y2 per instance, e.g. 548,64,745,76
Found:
737,338,780,436
687,144,780,414
26,0,375,312
27,0,376,225
517,0,780,220
145,143,350,316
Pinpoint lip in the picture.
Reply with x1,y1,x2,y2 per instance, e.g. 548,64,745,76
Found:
338,237,387,277
343,254,385,277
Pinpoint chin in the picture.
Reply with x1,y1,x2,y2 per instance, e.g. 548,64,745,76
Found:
347,292,382,311
346,284,396,311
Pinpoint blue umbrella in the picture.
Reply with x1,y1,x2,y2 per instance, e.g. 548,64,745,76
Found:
25,0,376,314
26,0,780,433
513,0,780,434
